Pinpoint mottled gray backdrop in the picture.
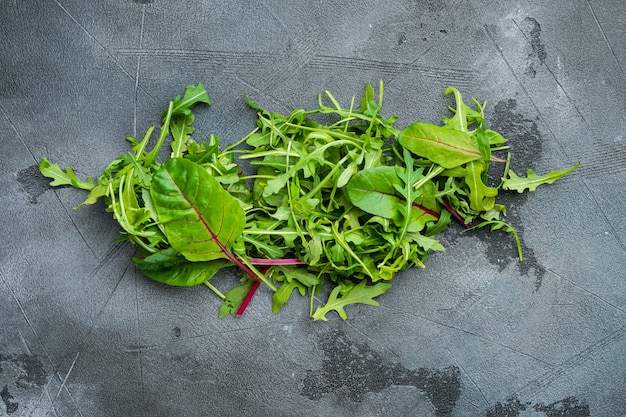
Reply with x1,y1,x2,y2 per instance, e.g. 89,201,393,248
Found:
1,1,625,416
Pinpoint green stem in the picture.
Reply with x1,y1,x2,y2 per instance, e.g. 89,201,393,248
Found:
238,256,278,291
144,101,174,166
302,154,351,201
412,165,445,189
204,281,226,300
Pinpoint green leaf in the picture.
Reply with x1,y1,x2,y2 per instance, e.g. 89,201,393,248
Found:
346,165,438,228
502,163,579,193
39,157,95,190
398,122,483,169
272,279,306,314
150,158,245,262
275,265,320,287
132,247,230,286
166,82,211,120
442,86,485,132
218,280,254,318
464,161,498,211
312,280,391,321
360,81,375,112
346,166,404,219
170,112,195,158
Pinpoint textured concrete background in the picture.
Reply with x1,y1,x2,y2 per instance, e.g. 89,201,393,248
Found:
1,1,625,416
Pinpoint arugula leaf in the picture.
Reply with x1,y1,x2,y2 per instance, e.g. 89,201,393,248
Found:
502,163,579,193
218,279,255,318
442,86,486,132
272,279,306,314
312,280,391,321
170,112,195,158
360,81,376,112
166,82,211,120
464,161,498,211
39,157,95,190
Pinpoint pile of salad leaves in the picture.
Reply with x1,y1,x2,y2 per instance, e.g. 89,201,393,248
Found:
39,82,578,320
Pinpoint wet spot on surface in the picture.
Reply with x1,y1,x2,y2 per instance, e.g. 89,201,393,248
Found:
397,32,408,45
452,99,546,290
0,352,47,415
1,385,19,414
173,326,182,338
523,17,548,77
16,164,56,203
301,329,460,417
533,396,590,417
486,395,590,416
0,353,47,389
485,396,528,416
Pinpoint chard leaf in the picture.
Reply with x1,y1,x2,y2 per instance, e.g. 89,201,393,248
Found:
346,166,403,218
150,158,245,262
346,165,438,224
132,247,230,286
502,163,579,193
312,280,391,321
398,122,484,169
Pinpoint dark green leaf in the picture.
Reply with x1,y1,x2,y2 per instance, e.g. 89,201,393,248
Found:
133,247,230,286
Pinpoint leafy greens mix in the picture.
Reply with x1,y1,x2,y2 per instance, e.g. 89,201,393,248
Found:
39,82,578,320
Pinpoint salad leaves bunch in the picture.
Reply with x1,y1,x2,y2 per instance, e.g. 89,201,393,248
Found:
40,82,578,320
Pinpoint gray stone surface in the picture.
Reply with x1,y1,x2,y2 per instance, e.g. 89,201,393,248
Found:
1,1,625,416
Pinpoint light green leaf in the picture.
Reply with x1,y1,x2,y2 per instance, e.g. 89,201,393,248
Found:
360,81,375,112
312,280,391,321
170,112,195,158
39,157,95,190
398,122,483,169
464,161,498,211
218,280,254,318
272,279,306,314
166,82,211,120
502,163,579,193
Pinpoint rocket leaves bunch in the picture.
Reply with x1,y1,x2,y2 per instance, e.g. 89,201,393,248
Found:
40,82,578,320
